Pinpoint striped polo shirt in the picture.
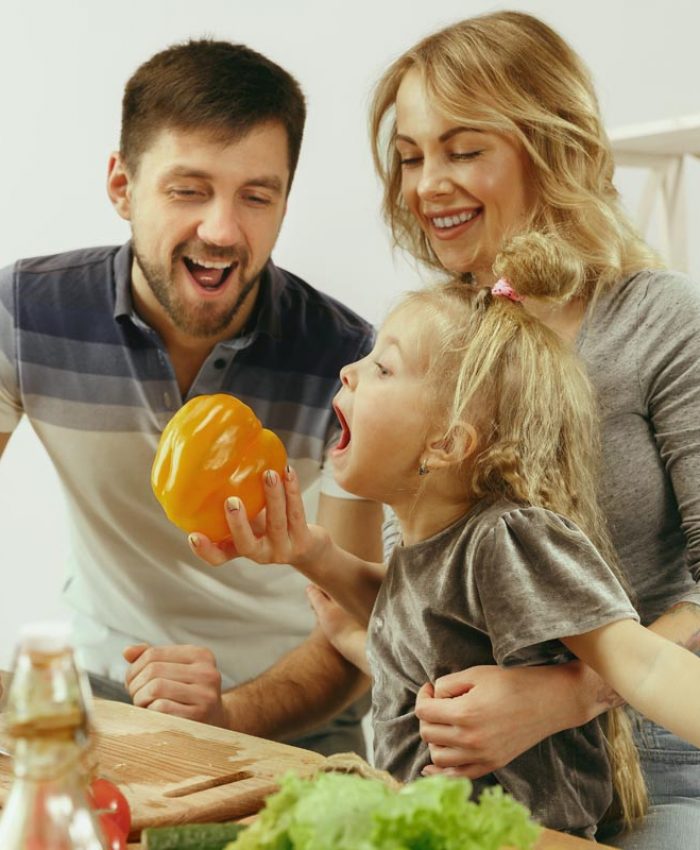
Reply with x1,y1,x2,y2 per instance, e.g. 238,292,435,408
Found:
0,243,374,686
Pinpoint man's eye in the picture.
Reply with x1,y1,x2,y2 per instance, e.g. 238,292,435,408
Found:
169,188,202,198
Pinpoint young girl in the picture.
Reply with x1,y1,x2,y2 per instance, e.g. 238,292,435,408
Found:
191,234,700,839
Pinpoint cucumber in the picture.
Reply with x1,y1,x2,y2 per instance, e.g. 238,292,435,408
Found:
141,821,246,850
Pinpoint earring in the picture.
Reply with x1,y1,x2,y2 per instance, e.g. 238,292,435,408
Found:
418,460,429,477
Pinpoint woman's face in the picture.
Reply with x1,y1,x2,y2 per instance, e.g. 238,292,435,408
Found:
395,69,533,282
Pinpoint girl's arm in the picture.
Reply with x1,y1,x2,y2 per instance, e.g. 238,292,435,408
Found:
563,619,700,748
190,466,385,625
307,585,371,675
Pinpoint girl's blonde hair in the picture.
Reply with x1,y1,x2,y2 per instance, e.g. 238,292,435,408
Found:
371,10,661,300
400,231,647,827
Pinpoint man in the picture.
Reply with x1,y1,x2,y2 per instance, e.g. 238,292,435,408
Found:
0,39,382,755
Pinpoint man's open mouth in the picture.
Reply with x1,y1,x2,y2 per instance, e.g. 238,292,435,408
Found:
183,256,237,290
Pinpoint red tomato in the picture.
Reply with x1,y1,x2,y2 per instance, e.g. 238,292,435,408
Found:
98,816,127,850
88,777,131,846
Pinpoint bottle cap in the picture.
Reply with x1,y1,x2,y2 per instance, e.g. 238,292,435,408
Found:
19,621,73,653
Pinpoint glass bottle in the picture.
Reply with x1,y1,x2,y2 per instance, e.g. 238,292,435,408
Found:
0,621,108,849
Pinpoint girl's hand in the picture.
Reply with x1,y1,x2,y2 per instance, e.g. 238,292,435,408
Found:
188,466,329,571
307,585,371,675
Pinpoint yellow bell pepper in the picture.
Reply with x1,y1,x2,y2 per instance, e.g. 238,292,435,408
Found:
151,393,287,543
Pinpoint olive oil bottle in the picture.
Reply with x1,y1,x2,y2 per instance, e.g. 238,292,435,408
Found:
0,621,108,849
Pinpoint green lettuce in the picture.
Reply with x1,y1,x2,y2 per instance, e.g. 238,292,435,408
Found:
226,772,541,850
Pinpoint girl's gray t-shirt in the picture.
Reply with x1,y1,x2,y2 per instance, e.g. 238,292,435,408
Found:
368,499,638,836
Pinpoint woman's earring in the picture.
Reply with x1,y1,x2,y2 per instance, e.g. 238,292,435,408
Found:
418,460,429,477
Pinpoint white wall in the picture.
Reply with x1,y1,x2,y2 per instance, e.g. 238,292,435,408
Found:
2,0,700,666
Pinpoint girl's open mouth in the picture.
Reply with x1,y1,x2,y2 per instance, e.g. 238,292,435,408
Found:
333,404,351,452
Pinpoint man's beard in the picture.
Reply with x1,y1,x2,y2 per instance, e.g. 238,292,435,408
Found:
132,238,261,338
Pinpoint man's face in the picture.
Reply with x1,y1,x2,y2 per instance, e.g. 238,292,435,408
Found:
115,123,290,339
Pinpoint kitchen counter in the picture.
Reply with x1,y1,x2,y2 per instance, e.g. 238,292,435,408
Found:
1,671,616,848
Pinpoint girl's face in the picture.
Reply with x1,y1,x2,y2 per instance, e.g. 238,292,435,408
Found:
331,305,434,505
395,68,533,282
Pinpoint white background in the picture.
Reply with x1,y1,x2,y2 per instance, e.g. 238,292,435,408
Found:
2,0,700,667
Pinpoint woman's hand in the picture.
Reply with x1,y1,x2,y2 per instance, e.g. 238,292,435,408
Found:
307,585,371,675
416,662,601,778
188,466,330,576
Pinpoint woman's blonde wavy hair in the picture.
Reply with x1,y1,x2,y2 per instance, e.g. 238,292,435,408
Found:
402,231,647,827
370,10,661,300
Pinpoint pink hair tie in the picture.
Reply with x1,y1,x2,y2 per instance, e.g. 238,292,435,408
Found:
491,278,524,303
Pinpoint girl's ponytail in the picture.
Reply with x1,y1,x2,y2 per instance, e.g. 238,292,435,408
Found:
494,231,648,829
492,230,586,302
603,708,648,830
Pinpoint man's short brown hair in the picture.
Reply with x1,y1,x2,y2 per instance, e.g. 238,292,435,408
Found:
120,39,306,188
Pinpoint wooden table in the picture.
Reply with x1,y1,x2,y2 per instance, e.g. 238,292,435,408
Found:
123,819,617,849
126,825,615,848
1,672,616,848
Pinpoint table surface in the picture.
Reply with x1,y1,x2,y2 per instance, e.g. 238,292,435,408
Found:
125,824,617,849
1,671,617,849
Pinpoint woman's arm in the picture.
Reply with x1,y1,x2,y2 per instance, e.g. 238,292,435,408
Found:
418,614,700,778
416,661,615,777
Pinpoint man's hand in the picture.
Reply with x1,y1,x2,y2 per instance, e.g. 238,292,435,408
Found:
123,644,228,727
416,662,602,778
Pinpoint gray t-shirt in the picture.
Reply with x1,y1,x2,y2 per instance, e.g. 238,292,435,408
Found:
368,499,638,836
577,269,700,622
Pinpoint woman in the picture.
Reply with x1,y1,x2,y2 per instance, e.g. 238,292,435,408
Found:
365,10,700,848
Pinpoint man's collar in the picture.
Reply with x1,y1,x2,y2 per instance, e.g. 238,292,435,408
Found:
112,241,285,341
113,242,134,321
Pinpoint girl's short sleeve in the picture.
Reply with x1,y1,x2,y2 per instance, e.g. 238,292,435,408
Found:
475,507,639,666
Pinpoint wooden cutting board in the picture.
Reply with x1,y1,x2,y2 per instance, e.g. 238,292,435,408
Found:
0,677,619,849
0,698,324,837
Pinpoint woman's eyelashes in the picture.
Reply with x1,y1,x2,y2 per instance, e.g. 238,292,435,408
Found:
452,150,483,160
398,149,483,168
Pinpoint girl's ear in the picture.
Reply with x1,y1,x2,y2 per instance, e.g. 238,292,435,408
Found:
425,423,479,470
106,152,133,221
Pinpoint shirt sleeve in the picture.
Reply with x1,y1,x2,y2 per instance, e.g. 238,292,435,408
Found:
637,272,700,606
476,507,639,667
0,263,23,432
